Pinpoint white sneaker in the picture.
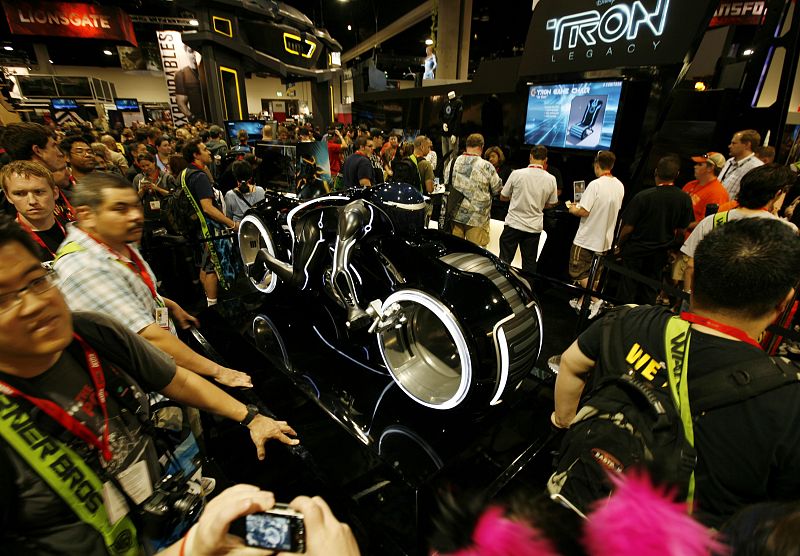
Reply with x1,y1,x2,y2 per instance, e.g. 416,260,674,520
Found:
569,298,581,312
588,298,604,319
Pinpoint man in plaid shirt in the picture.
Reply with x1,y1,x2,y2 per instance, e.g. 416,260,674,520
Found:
450,133,503,246
53,172,251,389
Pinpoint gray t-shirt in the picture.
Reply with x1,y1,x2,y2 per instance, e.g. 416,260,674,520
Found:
224,186,266,222
0,312,176,555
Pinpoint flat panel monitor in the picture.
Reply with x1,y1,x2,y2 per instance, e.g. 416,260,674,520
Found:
115,98,140,111
524,80,623,151
51,98,79,110
226,120,266,146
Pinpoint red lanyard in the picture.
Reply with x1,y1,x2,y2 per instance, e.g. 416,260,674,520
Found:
86,232,159,301
680,312,762,350
16,214,66,258
0,334,112,462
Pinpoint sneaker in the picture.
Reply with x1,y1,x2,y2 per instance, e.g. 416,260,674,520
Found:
588,298,604,319
569,297,581,313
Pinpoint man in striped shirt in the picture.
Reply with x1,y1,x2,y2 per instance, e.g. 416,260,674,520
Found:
719,129,764,200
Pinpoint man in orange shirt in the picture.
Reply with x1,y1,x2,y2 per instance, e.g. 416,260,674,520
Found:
670,152,730,291
683,152,729,228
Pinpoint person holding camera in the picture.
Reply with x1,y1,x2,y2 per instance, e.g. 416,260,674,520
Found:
170,485,361,556
0,215,298,554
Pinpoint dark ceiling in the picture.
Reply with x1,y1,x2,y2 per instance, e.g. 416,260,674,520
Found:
0,0,533,80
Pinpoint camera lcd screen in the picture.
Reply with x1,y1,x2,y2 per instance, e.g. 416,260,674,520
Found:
245,512,295,551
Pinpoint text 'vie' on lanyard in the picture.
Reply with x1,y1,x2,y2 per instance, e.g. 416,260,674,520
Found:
0,333,112,462
16,214,66,258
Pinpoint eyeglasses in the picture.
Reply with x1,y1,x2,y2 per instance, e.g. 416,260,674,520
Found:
0,269,58,314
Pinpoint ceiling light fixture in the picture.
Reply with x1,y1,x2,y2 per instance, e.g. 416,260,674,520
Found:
3,46,12,51
743,48,754,56
347,24,352,31
189,19,199,26
103,49,113,55
425,39,433,45
49,59,54,63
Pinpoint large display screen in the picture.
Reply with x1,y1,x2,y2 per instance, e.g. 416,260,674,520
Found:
115,98,140,111
226,120,266,145
524,80,623,150
51,98,79,110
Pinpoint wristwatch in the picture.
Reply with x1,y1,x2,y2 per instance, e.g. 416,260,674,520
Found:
239,404,260,427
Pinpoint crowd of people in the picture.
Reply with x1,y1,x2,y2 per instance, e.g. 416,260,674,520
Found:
1,113,799,555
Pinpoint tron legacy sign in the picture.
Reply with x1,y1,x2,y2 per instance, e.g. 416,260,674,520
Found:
520,0,716,76
546,0,669,53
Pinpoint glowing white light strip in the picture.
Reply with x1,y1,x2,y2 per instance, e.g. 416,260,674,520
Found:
240,215,279,293
489,313,515,406
377,425,444,469
312,325,389,376
377,289,472,410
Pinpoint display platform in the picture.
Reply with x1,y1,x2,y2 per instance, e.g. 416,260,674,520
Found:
195,293,559,554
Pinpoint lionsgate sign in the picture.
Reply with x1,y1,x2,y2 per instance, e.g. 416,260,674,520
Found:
521,0,716,75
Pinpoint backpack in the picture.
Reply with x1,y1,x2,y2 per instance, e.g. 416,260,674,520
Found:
547,305,800,516
391,158,421,190
161,168,201,237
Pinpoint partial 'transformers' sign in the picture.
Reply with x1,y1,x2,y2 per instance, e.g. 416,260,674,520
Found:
520,0,716,76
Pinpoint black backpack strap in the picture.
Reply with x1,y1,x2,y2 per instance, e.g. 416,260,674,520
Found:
234,187,254,207
690,356,800,412
599,305,635,378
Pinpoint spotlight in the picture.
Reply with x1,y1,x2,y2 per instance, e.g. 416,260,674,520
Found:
347,24,352,31
694,81,707,91
743,48,754,56
103,49,113,56
425,38,433,45
3,46,12,51
189,19,199,26
49,59,54,64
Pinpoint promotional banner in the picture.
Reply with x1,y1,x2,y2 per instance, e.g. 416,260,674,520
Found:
296,141,332,199
118,44,163,72
709,1,767,28
520,0,717,76
2,1,137,45
156,30,208,126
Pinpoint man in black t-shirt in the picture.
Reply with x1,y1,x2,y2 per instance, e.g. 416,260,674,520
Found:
553,218,800,528
341,136,375,188
616,155,693,304
181,139,237,306
0,217,299,554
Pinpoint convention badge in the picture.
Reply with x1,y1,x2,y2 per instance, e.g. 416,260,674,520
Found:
116,459,153,505
149,200,161,210
102,481,131,524
155,307,169,329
